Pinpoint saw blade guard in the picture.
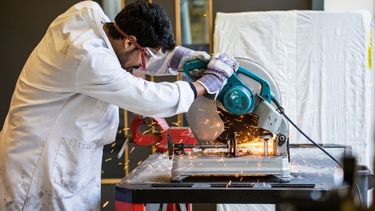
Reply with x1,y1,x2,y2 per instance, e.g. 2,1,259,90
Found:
228,58,282,104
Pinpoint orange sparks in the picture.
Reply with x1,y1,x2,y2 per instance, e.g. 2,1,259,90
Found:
226,180,232,188
235,134,277,156
142,128,152,134
172,121,181,126
102,201,109,208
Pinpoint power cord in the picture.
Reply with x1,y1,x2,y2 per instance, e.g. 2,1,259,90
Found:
272,98,342,166
272,98,364,207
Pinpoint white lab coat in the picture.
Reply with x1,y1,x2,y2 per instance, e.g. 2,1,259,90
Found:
0,1,194,210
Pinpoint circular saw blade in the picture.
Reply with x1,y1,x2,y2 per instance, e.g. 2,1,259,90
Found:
216,107,271,144
186,96,224,143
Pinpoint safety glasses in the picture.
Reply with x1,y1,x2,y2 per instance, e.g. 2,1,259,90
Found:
133,42,164,70
144,47,163,60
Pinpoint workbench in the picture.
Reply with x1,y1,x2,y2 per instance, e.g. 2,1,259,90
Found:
114,144,371,211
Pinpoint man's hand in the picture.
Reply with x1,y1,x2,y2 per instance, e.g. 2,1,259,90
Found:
169,46,210,71
168,48,238,98
197,53,239,95
178,51,211,71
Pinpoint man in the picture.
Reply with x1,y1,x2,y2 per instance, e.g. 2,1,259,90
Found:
0,1,238,210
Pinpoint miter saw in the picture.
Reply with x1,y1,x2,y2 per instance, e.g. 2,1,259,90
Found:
129,58,291,182
170,57,290,182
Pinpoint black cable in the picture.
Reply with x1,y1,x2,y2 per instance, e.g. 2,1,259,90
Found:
272,98,342,167
354,183,364,207
282,112,343,167
272,98,364,206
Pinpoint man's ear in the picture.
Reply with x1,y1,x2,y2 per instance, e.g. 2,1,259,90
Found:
123,35,138,49
123,39,131,48
128,35,137,43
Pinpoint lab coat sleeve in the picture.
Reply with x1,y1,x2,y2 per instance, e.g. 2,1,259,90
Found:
76,47,195,117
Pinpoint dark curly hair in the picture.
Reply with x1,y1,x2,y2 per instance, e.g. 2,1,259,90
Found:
111,0,175,52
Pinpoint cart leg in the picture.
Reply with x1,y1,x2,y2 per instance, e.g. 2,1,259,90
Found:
166,203,176,211
115,201,145,211
166,203,193,211
186,203,192,211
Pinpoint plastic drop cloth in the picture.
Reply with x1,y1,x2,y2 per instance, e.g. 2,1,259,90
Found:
214,10,374,211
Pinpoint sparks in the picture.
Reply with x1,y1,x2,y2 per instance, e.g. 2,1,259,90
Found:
172,121,181,126
226,180,232,188
142,128,152,134
102,201,109,208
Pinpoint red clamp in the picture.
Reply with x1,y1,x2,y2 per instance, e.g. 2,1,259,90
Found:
130,115,198,152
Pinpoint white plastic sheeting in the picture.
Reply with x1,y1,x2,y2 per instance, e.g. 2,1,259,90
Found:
215,10,374,211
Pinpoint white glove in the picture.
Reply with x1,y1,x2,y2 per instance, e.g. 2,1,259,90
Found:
197,53,239,95
168,46,211,71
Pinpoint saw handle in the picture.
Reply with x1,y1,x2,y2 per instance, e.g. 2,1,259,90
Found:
183,59,209,80
184,59,273,103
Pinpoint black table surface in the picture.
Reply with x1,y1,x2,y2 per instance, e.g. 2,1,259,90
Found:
115,144,350,204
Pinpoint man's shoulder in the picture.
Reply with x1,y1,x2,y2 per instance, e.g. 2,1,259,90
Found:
42,1,111,64
52,1,108,26
60,1,108,23
70,1,103,13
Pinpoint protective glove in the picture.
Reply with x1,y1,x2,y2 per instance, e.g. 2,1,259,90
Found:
197,53,239,95
168,46,211,71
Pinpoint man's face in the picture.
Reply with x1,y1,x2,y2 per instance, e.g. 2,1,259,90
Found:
117,42,162,71
117,44,142,71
